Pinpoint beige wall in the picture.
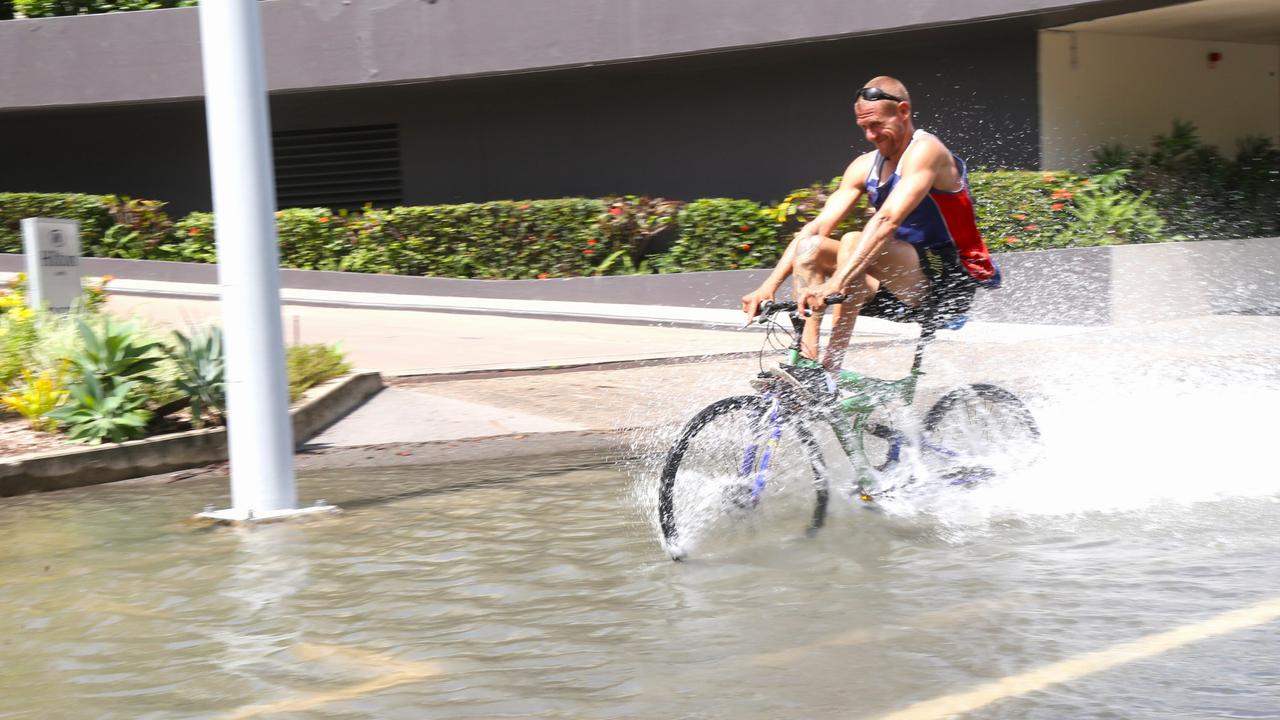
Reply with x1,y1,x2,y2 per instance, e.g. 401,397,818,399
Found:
1039,30,1280,170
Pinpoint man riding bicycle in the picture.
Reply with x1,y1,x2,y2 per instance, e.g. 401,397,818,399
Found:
741,76,1001,375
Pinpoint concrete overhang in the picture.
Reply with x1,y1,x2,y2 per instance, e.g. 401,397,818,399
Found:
0,0,1192,112
1055,0,1280,43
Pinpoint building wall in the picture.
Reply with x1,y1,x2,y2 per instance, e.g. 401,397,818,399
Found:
1039,30,1280,169
0,0,1172,111
0,27,1040,214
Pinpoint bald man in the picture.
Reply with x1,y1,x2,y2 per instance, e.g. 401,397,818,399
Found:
742,76,1000,380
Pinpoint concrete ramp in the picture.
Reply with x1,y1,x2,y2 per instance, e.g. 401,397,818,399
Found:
307,388,585,447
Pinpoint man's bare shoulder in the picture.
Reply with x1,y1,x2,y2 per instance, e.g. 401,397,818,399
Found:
903,132,952,168
840,152,877,188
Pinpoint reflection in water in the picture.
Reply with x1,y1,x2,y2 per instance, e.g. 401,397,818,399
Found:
1,451,1279,718
213,525,310,682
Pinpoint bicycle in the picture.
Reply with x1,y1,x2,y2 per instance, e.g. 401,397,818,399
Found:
656,293,1040,561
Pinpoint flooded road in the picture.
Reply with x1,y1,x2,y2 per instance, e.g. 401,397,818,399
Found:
3,445,1280,719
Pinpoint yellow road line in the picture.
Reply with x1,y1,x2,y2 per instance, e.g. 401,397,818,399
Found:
291,642,423,673
750,597,1026,667
223,644,441,719
875,595,1280,720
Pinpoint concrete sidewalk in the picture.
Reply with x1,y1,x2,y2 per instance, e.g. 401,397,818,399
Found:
96,275,1280,455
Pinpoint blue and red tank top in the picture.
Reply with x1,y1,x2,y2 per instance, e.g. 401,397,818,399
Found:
866,130,1000,287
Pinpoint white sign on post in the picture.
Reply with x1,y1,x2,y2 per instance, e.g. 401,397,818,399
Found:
20,218,82,313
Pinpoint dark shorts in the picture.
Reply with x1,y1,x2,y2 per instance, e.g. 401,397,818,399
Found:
858,243,978,331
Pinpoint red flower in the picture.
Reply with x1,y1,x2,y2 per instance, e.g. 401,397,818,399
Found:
609,207,623,216
1024,224,1039,231
188,228,201,237
586,238,598,245
318,216,330,224
739,224,750,232
1051,203,1065,211
583,248,594,256
1004,236,1019,245
740,244,752,252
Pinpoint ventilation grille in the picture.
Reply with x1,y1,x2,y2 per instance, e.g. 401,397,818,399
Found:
273,124,402,210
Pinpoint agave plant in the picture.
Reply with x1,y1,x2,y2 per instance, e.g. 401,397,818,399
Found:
68,316,164,388
45,375,152,444
165,326,225,428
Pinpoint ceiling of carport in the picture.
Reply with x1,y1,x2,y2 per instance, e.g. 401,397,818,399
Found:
1058,0,1280,44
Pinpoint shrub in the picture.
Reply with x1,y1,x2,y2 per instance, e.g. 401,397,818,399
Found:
1088,121,1280,240
12,0,195,17
594,196,683,275
2,367,69,432
0,305,38,390
287,343,351,402
45,374,151,444
160,212,217,263
47,316,163,443
339,199,630,279
90,196,174,259
770,177,869,239
0,193,112,254
968,170,1088,252
67,316,164,388
165,325,224,428
1062,169,1164,245
655,199,781,273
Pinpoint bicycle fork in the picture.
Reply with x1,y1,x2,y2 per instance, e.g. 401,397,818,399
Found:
737,394,783,505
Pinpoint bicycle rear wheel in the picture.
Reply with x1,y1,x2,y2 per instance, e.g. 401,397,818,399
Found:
657,395,829,561
920,384,1040,484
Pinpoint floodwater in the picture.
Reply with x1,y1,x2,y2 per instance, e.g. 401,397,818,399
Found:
4,404,1280,720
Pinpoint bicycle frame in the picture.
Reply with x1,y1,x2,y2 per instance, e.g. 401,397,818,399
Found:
749,305,942,497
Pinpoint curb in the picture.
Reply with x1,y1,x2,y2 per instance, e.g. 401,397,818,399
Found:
0,371,384,497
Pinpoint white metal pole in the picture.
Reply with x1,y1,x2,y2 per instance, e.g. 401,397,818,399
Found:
197,0,297,519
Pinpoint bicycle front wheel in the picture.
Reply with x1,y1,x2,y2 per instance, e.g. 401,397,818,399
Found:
920,383,1040,484
657,395,829,561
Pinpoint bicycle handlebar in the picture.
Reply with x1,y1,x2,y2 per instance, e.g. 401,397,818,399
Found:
754,293,849,323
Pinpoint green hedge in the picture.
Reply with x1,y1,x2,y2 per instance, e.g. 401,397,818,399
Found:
10,0,195,18
0,170,1169,277
0,193,113,253
969,170,1086,252
656,199,779,273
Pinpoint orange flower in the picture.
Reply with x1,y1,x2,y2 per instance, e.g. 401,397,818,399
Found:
1043,174,1055,182
586,238,598,245
1025,224,1039,231
1051,203,1065,211
1013,213,1026,221
583,248,594,256
520,203,532,210
740,244,752,252
537,272,549,280
609,207,623,216
318,216,330,223
188,228,201,237
100,274,114,285
1004,236,1019,245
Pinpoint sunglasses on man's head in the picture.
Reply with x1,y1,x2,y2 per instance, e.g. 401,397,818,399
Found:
856,87,903,103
